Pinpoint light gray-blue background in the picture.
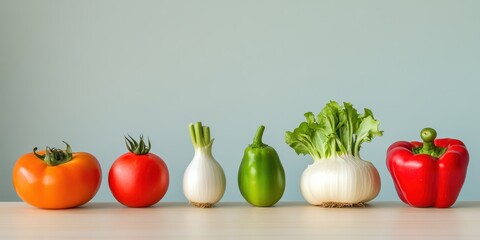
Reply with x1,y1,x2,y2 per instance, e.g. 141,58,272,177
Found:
1,0,479,203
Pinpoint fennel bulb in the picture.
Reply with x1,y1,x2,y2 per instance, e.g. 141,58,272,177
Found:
286,101,383,207
183,122,226,208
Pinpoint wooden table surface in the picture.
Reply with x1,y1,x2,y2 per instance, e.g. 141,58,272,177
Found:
1,201,479,239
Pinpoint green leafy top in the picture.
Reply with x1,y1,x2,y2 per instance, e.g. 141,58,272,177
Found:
285,101,383,161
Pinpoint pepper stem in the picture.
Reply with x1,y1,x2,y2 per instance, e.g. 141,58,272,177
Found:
33,141,73,166
251,125,266,147
420,128,436,152
413,128,446,158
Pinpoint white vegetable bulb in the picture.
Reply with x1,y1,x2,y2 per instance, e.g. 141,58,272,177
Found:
183,122,226,208
301,154,380,207
285,101,383,207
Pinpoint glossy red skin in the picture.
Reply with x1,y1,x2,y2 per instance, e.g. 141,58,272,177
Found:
386,138,469,208
108,152,169,207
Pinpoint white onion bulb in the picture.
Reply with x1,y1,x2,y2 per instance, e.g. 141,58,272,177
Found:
300,154,380,207
183,122,226,208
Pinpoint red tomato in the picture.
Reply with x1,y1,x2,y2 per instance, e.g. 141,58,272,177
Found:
108,136,169,207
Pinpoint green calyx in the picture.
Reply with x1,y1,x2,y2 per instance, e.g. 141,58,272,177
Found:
125,135,151,155
413,128,446,158
33,141,73,166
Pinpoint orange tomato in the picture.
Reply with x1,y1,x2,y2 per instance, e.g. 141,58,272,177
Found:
12,143,102,209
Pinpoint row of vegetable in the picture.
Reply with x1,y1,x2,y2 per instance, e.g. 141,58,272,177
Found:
11,101,469,209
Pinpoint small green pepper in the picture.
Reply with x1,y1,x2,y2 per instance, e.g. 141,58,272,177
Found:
238,125,286,207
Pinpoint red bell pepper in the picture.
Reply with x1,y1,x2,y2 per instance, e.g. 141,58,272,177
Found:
386,128,469,208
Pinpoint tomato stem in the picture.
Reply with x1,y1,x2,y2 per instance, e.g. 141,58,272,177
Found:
125,135,151,155
33,141,73,166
